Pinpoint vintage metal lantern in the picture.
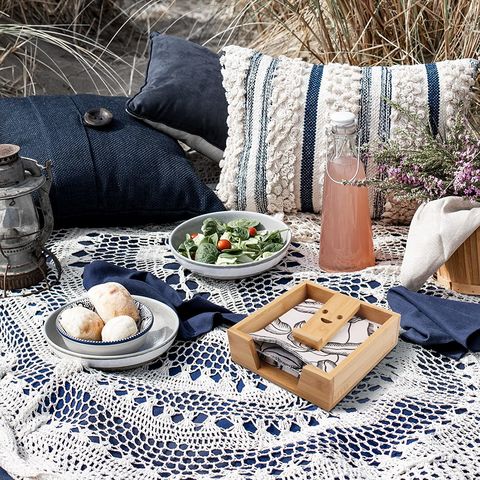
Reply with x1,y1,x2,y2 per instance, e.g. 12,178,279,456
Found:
0,144,59,294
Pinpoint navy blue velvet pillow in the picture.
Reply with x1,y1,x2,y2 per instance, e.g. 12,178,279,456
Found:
126,34,228,161
0,94,225,227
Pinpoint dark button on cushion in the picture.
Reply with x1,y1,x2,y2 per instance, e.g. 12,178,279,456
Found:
0,94,225,227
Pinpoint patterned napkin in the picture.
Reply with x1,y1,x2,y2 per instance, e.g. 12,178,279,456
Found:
251,299,379,376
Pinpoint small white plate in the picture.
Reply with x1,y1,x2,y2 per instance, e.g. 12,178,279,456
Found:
169,211,291,280
43,296,179,370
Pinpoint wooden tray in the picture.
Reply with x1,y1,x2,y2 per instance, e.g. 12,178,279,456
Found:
228,281,400,411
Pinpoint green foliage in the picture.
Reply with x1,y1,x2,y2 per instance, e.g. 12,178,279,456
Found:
178,234,196,260
227,218,260,228
201,218,226,236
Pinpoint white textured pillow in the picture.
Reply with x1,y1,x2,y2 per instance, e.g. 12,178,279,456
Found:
218,46,478,218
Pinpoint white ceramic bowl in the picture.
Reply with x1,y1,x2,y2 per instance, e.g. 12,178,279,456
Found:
169,211,291,280
56,297,154,356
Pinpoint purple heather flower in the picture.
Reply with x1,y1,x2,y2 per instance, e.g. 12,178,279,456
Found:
371,120,480,201
453,159,480,198
386,166,423,188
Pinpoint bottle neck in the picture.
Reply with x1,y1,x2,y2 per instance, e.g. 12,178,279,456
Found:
331,132,357,164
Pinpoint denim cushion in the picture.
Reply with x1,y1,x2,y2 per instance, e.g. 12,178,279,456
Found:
126,34,227,160
0,94,225,227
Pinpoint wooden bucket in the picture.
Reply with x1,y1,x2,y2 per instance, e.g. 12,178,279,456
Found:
437,228,480,295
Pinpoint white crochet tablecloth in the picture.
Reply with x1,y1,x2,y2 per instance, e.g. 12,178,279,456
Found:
0,215,479,480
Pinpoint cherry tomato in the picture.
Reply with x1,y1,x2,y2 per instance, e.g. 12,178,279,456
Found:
248,227,257,237
190,233,199,239
217,239,231,251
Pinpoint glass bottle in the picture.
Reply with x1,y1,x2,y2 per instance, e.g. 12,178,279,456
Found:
319,111,375,272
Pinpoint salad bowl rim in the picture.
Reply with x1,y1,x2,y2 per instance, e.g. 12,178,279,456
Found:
169,211,292,269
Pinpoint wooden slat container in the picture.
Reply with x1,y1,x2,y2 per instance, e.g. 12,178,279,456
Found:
228,281,400,411
437,228,480,295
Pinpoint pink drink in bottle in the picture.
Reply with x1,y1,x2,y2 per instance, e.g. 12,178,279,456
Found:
319,112,375,272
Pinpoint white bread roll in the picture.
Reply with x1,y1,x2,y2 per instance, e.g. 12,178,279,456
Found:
101,315,138,342
60,306,104,341
87,282,139,323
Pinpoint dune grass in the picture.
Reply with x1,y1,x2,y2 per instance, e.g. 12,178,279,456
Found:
234,0,480,64
0,0,126,41
0,22,139,96
0,0,228,96
0,1,164,96
1,1,478,101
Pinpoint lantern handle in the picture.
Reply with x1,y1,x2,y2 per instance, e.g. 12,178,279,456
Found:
22,158,54,249
22,157,52,190
37,161,53,248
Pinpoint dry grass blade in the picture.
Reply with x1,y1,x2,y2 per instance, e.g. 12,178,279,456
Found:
0,0,164,96
0,0,128,40
233,0,480,64
0,23,138,96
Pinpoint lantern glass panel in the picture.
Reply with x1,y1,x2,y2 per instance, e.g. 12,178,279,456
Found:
0,195,40,247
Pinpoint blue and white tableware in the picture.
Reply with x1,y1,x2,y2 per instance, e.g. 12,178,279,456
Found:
56,297,154,356
45,296,179,370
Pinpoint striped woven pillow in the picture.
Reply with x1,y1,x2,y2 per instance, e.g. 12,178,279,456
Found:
218,46,479,218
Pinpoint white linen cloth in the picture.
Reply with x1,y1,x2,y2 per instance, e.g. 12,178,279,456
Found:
400,196,480,290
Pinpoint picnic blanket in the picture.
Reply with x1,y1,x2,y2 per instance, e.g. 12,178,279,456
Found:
0,215,479,479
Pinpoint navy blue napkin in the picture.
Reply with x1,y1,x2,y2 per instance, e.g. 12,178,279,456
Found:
388,286,480,359
0,467,12,480
83,261,244,340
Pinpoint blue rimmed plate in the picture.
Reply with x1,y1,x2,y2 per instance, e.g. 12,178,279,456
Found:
56,297,154,356
44,296,179,370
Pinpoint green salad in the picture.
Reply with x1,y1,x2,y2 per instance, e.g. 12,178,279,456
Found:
178,218,286,265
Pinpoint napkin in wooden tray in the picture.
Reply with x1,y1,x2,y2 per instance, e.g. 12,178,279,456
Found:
251,299,379,377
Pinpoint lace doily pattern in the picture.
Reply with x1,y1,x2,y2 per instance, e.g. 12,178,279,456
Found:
0,220,479,479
